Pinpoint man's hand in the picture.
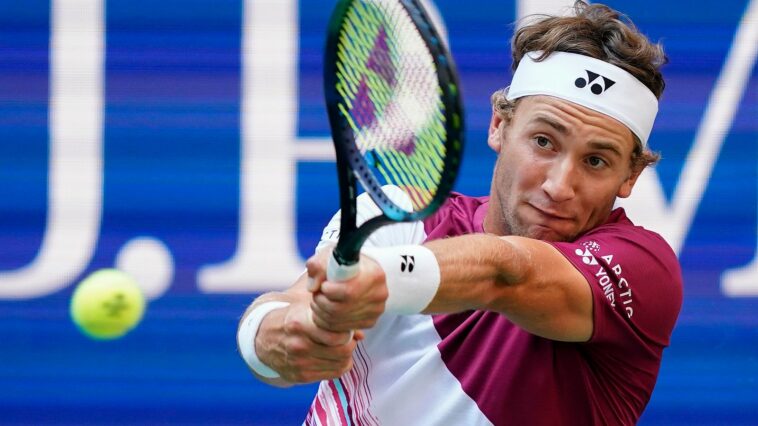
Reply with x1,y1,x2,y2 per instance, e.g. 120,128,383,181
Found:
254,299,363,384
306,248,388,332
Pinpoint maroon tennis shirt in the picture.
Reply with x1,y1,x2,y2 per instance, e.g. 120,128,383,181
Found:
424,193,683,425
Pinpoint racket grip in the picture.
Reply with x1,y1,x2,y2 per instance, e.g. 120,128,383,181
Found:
327,252,360,282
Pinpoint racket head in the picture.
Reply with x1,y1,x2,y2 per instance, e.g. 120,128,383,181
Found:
324,0,464,238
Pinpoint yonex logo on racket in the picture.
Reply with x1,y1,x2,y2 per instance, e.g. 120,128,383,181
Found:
574,70,616,95
400,255,415,273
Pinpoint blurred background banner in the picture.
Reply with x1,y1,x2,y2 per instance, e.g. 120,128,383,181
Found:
0,0,755,424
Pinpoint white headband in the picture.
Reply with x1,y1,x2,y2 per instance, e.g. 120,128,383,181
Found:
506,51,658,146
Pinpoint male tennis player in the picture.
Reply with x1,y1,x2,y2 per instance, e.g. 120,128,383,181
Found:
238,2,683,424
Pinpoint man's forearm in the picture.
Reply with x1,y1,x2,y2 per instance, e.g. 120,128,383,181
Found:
423,233,529,314
422,233,593,341
308,232,591,341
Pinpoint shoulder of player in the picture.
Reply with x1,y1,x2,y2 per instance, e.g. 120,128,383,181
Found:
572,212,682,293
555,213,683,346
583,208,676,258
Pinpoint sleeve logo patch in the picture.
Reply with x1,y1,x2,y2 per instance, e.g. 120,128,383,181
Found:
575,240,600,265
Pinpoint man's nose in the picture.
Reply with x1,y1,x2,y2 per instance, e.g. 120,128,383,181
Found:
541,158,576,202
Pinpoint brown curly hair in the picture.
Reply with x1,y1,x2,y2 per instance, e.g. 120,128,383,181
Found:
494,1,665,171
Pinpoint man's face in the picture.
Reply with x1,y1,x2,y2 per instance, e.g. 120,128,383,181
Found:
485,95,641,241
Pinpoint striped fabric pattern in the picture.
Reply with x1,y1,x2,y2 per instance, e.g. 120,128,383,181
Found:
304,344,379,425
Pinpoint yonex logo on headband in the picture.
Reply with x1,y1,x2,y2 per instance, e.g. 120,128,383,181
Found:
574,70,616,95
507,51,659,146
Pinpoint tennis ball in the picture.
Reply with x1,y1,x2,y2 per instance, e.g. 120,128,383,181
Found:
70,269,146,340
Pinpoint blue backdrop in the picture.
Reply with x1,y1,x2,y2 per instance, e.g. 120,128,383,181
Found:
0,0,756,424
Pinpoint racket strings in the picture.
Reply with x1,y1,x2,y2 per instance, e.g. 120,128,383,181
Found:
335,0,448,211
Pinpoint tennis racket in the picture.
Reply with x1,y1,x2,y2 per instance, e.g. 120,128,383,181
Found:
324,0,464,282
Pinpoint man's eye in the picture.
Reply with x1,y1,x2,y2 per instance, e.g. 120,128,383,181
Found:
588,156,607,169
535,136,552,148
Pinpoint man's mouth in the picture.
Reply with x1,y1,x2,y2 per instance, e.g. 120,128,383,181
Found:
528,203,573,221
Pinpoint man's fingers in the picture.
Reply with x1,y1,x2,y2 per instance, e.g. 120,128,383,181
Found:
308,302,335,330
310,297,360,332
281,328,355,362
274,301,358,384
282,357,355,384
306,272,325,293
307,276,318,292
303,338,357,362
305,255,328,293
304,305,355,345
311,292,342,317
310,322,353,346
353,329,365,341
311,307,355,332
311,294,378,326
319,280,350,302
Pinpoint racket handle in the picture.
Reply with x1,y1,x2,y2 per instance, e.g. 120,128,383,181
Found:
327,252,360,282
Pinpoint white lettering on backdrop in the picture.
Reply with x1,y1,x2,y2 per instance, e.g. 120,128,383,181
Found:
0,0,755,298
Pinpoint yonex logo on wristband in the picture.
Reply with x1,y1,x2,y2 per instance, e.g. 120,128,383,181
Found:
400,255,415,273
574,70,616,95
363,245,440,315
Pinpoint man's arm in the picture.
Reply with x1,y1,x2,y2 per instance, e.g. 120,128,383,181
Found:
426,234,592,341
244,187,428,386
309,233,593,342
238,273,361,387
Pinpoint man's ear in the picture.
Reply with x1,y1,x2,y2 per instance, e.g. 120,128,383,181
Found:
488,112,505,152
617,166,644,198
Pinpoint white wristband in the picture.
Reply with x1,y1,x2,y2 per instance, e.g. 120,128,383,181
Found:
237,301,290,378
362,245,441,315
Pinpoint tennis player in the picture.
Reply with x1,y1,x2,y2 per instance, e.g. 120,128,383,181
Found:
238,2,683,424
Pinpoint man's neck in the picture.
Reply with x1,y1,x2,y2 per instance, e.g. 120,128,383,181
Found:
483,208,508,236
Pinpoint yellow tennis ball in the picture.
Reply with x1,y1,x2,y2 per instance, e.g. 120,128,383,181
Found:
70,269,146,340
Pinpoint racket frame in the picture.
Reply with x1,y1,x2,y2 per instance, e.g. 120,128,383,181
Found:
324,0,464,266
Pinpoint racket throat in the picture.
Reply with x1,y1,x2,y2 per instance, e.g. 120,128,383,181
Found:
333,214,393,266
332,243,360,267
